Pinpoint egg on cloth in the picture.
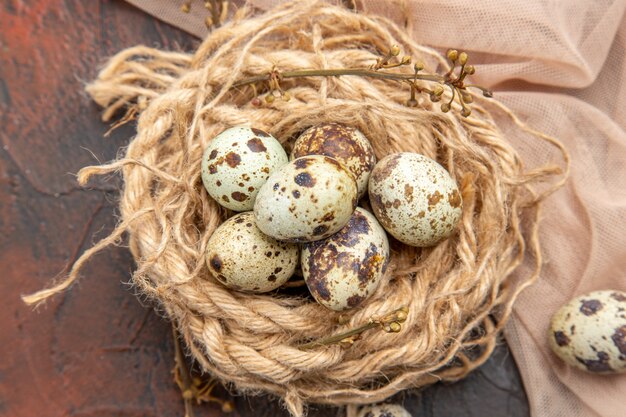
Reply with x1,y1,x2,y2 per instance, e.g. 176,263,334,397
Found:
549,290,626,374
205,212,299,293
368,152,462,247
302,208,389,311
291,122,377,198
357,404,412,417
254,155,358,242
201,125,288,211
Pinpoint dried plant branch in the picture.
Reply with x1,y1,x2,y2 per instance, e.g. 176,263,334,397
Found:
236,46,493,118
298,306,409,350
172,326,234,415
233,68,443,88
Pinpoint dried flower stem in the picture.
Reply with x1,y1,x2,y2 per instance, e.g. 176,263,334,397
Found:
207,0,220,28
232,68,442,88
173,326,197,417
232,46,492,117
172,326,234,415
298,306,409,350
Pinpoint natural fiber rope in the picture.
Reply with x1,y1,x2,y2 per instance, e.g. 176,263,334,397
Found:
23,2,569,415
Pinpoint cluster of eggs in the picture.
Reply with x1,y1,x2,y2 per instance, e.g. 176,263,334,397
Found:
201,123,463,311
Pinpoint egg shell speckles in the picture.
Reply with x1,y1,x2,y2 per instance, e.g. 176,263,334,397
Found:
201,126,288,211
205,212,299,293
368,153,462,247
302,208,389,311
357,404,412,417
291,123,376,198
549,290,626,374
253,155,358,242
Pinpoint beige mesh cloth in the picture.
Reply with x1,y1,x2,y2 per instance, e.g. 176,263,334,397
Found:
123,1,626,416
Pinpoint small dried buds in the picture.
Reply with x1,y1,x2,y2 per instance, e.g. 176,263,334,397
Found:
458,51,468,65
430,48,494,116
379,306,409,333
260,69,292,104
203,0,230,28
263,90,292,103
446,49,459,62
372,44,413,70
426,84,443,103
432,47,492,117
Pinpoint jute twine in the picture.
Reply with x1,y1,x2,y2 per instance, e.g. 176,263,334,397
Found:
24,2,569,415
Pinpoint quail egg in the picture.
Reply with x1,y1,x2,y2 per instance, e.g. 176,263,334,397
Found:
368,153,462,247
205,212,299,292
201,126,288,211
253,155,358,242
357,404,412,417
291,123,377,198
549,290,626,374
302,208,389,311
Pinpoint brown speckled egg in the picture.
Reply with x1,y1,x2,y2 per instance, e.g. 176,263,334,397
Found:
201,126,288,212
357,404,411,417
302,208,389,311
205,212,299,293
549,290,626,374
368,153,462,247
291,123,376,198
253,155,358,242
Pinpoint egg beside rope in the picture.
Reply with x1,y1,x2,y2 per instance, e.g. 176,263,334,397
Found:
368,153,462,247
205,212,299,293
291,122,377,198
201,126,288,211
549,290,626,374
301,208,390,311
254,155,358,242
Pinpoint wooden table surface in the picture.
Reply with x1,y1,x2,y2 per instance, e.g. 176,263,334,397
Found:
0,1,529,416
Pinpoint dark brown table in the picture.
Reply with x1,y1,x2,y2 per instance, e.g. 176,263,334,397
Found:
0,1,529,416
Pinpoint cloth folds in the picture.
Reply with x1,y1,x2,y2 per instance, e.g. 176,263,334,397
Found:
122,1,626,416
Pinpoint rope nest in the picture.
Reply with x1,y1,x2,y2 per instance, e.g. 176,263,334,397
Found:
31,2,568,415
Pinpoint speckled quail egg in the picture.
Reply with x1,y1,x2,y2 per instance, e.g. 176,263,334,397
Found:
549,290,626,374
368,153,462,247
302,208,389,311
201,126,288,211
253,155,358,242
357,403,412,417
205,212,299,293
291,123,377,198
